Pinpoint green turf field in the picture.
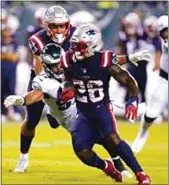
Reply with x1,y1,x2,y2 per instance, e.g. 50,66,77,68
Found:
2,120,168,184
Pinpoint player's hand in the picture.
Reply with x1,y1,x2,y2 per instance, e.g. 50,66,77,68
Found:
4,95,25,107
60,89,75,102
125,96,139,121
129,50,152,66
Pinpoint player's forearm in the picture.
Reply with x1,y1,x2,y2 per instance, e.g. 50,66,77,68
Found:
125,72,139,97
33,55,44,75
117,69,139,97
23,89,44,105
153,50,162,71
109,65,139,97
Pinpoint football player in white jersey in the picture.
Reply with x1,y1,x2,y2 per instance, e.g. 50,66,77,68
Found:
131,15,168,153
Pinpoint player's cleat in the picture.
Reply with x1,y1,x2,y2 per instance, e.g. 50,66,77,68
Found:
103,160,122,182
131,131,149,153
136,172,151,185
112,157,133,179
14,154,28,172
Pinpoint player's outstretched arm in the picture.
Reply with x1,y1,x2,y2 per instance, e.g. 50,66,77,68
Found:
4,90,44,107
108,64,139,96
109,64,139,121
117,50,152,66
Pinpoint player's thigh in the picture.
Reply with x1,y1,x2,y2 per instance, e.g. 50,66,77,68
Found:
25,69,45,128
146,77,168,118
96,104,119,136
71,113,95,152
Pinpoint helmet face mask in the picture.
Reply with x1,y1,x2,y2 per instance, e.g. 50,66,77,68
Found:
44,6,70,44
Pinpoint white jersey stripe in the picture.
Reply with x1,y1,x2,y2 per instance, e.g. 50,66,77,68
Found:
31,35,44,51
103,51,108,67
62,53,68,68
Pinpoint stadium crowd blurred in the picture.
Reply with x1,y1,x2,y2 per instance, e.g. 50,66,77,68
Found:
1,1,167,123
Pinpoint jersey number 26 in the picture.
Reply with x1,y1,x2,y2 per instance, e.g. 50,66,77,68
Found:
73,80,104,103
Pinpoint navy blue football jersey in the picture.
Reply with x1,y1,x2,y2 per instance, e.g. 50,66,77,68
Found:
61,50,117,112
28,25,76,56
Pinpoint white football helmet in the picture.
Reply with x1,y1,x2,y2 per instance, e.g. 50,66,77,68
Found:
34,7,47,27
157,15,168,48
124,12,141,35
70,23,103,61
143,15,158,38
44,6,70,44
157,15,168,32
70,10,96,27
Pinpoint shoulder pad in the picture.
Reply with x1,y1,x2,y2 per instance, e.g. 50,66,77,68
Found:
100,50,118,67
32,76,43,91
28,32,45,55
61,51,71,68
32,74,61,98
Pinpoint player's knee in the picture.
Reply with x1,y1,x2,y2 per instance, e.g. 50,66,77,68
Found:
76,149,93,162
46,114,60,129
104,133,121,146
144,114,156,123
21,122,35,136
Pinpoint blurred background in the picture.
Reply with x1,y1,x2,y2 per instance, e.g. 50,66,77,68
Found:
1,1,168,123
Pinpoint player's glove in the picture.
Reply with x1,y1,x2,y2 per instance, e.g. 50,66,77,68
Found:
125,96,139,121
60,89,75,102
129,50,152,66
4,95,25,107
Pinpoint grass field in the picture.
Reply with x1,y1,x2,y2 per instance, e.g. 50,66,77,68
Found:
2,120,168,184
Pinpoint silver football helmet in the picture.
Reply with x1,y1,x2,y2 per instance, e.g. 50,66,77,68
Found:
44,6,70,44
70,23,103,61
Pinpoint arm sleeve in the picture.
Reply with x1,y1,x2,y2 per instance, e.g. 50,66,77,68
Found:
28,38,40,56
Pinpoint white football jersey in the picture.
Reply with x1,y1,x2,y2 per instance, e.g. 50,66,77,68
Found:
32,73,77,132
160,41,168,74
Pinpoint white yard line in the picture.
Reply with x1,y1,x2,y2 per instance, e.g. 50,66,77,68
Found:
2,140,71,148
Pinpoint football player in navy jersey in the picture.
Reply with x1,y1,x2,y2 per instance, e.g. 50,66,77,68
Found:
13,5,77,173
61,24,151,185
13,5,138,175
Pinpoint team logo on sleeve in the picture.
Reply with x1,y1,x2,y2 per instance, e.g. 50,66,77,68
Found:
29,40,38,54
32,81,41,90
112,52,118,65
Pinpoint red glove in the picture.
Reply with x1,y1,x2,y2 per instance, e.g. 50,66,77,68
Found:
125,96,139,121
60,89,75,102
